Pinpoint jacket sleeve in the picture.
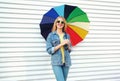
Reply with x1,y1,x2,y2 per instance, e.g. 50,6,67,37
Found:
67,34,72,53
46,33,55,55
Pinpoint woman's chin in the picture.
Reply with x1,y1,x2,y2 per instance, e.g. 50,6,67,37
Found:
57,26,63,29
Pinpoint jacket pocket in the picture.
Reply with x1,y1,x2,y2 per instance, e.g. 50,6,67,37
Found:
52,39,60,47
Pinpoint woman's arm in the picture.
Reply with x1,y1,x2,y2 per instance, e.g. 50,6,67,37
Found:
46,33,55,55
46,33,67,55
54,39,69,52
46,33,71,54
66,34,72,52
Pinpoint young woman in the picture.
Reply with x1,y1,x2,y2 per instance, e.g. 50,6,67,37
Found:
46,16,72,81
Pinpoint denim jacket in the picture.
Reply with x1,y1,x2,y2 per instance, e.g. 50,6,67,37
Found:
46,31,72,66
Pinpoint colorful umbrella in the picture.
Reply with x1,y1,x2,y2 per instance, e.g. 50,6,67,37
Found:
40,4,90,46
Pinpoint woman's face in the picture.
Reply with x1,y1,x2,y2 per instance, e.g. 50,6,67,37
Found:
56,17,65,29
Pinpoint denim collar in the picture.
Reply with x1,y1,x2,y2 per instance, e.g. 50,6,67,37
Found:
52,31,67,35
52,31,67,39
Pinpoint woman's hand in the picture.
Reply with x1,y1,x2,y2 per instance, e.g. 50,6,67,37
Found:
61,39,70,46
61,39,71,50
54,39,71,53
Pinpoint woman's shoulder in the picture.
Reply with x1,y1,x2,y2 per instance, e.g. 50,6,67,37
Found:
49,32,55,35
48,32,56,37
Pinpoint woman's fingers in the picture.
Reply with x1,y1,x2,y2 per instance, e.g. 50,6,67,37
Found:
61,39,70,45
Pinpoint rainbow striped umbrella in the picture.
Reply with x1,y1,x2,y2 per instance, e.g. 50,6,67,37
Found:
40,4,90,46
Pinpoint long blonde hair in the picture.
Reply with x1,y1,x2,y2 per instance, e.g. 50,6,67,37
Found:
52,16,67,32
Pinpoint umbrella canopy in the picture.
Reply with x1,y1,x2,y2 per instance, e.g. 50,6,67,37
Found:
40,4,90,46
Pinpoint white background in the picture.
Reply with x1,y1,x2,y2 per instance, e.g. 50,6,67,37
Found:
0,0,120,81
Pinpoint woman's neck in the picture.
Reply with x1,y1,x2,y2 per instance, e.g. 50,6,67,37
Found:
56,29,63,35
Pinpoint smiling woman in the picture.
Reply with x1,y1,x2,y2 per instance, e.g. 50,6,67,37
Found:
46,16,72,81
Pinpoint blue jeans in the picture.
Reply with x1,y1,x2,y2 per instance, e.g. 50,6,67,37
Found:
52,64,70,81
